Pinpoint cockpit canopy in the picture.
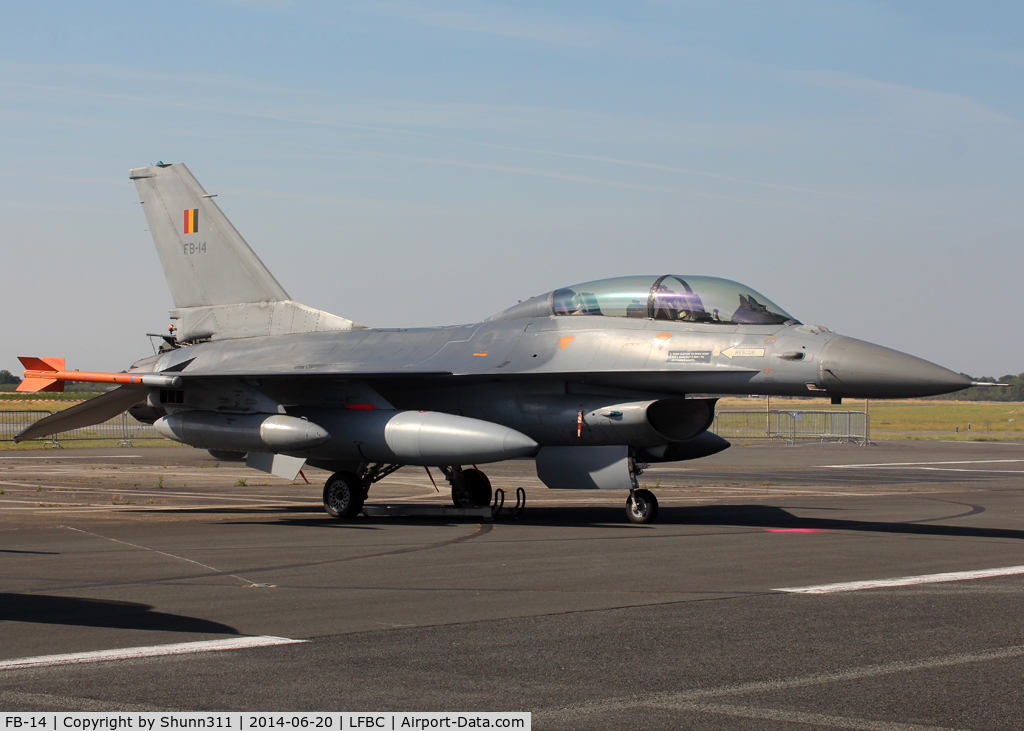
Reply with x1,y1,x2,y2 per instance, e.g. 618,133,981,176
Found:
491,275,799,325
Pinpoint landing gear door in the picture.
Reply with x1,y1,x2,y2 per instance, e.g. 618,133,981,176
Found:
535,445,630,490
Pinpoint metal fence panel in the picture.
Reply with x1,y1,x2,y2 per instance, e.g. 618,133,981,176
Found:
711,410,868,444
0,409,164,446
0,411,53,441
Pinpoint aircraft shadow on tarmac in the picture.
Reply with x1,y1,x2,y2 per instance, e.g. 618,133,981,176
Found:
131,505,323,516
0,593,240,635
128,501,1024,541
662,503,1024,541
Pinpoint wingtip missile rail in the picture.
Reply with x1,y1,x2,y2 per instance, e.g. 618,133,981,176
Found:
16,356,182,393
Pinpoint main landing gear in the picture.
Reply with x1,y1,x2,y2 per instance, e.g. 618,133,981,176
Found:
626,453,659,524
322,463,402,518
321,463,497,518
442,466,493,508
323,472,363,518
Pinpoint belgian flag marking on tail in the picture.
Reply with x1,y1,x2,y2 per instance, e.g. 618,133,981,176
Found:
183,208,199,234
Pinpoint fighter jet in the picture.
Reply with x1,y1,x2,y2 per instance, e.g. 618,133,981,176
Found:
16,163,972,523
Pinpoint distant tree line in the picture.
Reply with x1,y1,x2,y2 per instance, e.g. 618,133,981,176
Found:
0,369,20,385
929,373,1024,401
0,369,103,394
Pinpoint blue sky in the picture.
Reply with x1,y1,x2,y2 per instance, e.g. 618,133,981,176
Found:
2,1,1022,377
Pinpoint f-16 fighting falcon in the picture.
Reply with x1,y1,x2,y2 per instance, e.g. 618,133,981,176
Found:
16,163,972,523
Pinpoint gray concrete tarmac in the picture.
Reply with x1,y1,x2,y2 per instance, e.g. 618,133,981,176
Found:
2,440,1024,728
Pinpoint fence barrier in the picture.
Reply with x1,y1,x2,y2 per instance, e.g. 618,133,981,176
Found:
710,410,869,444
0,410,164,447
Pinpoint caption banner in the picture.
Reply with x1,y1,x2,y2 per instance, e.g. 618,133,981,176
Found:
3,715,529,731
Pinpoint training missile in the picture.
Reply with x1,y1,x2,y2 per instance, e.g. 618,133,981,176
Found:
154,412,331,453
16,356,182,393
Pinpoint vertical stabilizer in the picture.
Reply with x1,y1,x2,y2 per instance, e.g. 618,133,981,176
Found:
131,163,288,309
130,163,359,341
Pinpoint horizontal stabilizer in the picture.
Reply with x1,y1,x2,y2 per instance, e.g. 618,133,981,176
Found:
15,387,148,442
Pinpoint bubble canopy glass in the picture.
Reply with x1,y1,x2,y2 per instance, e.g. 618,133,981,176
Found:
495,275,799,325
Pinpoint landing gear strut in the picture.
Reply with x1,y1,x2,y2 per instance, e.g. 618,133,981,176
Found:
626,453,658,524
322,463,403,519
443,466,493,508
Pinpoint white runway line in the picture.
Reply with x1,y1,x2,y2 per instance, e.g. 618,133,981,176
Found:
820,459,1024,469
0,455,143,460
0,635,308,670
539,643,1024,722
776,565,1024,594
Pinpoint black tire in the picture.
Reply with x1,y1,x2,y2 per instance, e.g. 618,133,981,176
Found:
208,449,247,462
626,489,659,524
452,468,492,508
323,471,364,518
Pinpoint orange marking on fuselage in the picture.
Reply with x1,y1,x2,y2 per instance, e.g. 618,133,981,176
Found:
559,336,575,350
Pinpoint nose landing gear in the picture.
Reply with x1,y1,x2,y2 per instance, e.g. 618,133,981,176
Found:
626,453,659,524
627,488,659,524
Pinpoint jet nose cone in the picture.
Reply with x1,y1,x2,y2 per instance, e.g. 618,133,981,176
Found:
819,336,971,398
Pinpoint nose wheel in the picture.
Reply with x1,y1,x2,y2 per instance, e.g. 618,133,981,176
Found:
627,488,659,524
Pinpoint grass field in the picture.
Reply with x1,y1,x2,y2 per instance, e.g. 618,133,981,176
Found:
0,388,106,400
718,397,1024,440
0,399,95,412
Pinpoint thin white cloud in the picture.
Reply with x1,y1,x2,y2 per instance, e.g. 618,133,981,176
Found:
2,58,1016,228
795,70,1015,126
220,186,467,216
348,149,853,216
477,143,922,209
976,49,1024,66
200,0,292,7
471,141,1023,227
0,56,329,99
362,1,601,46
0,169,124,187
0,200,122,214
0,79,430,141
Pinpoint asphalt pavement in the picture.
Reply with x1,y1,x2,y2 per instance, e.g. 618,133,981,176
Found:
2,440,1024,729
